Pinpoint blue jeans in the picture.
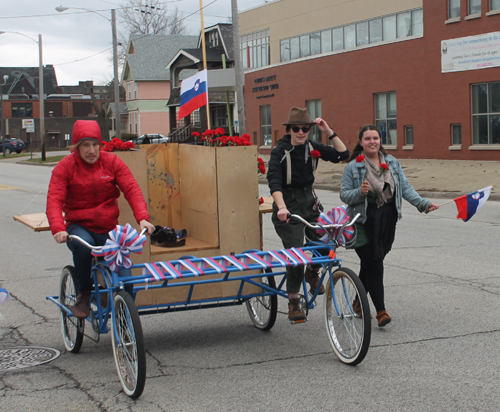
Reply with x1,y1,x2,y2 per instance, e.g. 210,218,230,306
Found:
66,224,133,295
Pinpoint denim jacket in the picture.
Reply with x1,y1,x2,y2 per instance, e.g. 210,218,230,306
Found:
340,154,430,223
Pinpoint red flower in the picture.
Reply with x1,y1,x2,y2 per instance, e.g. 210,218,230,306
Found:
258,157,266,174
191,132,201,137
356,155,365,163
215,127,226,136
380,163,389,172
310,150,321,158
259,197,264,205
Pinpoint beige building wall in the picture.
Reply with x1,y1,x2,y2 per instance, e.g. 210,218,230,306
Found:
239,0,423,64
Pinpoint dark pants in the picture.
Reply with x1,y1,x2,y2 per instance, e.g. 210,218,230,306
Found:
66,224,133,295
272,186,326,294
354,201,398,312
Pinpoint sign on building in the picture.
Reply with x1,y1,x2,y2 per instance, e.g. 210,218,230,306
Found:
442,31,500,73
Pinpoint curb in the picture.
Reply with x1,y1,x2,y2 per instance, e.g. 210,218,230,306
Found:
258,178,500,202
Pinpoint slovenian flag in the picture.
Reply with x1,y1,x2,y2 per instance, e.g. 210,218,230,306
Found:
179,69,208,119
454,186,492,222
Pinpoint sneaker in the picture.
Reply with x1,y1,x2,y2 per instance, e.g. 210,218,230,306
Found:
376,310,392,327
304,265,325,295
72,291,91,318
288,298,306,322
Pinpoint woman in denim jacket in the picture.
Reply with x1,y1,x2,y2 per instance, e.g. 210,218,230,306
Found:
340,125,439,327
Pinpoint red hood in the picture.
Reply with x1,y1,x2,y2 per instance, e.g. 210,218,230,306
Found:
72,120,102,145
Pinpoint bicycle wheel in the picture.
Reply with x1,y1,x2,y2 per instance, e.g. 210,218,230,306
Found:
59,266,84,353
245,273,278,330
324,267,371,365
111,291,146,398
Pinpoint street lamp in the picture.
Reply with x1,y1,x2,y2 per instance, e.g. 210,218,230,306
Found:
56,6,121,140
0,31,46,160
1,74,9,157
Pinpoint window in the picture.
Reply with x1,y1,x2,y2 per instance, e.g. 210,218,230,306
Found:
72,102,93,117
369,19,382,43
310,32,321,55
383,15,397,41
397,12,412,38
405,125,414,145
209,30,219,47
133,82,137,99
11,103,33,118
375,92,397,145
451,124,462,145
260,105,272,146
240,29,270,69
411,9,424,36
128,83,131,100
306,100,322,143
280,39,290,62
472,82,500,144
492,0,500,11
468,0,481,14
300,35,310,57
321,30,332,53
344,24,356,49
291,37,300,60
332,27,344,51
449,0,461,18
356,21,369,46
211,106,228,128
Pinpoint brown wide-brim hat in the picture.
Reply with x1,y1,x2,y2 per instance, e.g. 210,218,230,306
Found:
282,106,316,126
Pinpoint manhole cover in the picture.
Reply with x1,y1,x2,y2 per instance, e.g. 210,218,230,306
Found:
0,347,61,372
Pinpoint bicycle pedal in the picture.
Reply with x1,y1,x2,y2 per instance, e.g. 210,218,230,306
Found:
290,318,307,325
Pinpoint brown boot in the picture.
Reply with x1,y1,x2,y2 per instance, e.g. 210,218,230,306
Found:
304,265,325,295
352,299,373,319
376,310,392,327
72,291,91,318
288,298,306,322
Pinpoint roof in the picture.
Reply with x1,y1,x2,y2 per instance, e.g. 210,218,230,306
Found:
0,65,57,96
123,34,198,82
197,23,235,61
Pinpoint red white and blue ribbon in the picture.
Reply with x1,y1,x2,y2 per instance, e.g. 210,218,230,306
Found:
316,206,354,244
91,224,147,271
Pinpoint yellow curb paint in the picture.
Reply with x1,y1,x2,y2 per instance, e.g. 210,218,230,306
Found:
0,184,22,190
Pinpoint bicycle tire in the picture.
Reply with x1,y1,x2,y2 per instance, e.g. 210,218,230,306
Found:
111,291,146,398
324,267,371,365
59,266,84,353
245,272,278,330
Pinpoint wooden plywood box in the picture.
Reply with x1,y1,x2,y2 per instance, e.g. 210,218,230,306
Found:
117,143,262,306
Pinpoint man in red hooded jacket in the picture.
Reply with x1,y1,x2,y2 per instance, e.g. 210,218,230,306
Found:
46,120,155,318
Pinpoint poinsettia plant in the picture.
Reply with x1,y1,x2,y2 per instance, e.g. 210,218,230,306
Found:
102,138,135,152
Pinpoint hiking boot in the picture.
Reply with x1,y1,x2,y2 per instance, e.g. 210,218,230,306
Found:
72,291,91,319
352,299,373,319
304,265,325,295
288,298,306,322
376,310,392,327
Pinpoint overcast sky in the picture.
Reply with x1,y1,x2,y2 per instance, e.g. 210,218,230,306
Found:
0,0,268,86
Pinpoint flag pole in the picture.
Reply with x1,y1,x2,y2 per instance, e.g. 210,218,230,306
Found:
199,0,211,130
437,199,455,207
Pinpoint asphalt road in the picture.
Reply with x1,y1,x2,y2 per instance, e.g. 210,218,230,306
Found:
1,161,500,411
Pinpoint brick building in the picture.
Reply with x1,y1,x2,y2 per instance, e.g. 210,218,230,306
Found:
238,0,500,160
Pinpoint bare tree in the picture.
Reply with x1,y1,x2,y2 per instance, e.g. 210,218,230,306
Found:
118,0,189,36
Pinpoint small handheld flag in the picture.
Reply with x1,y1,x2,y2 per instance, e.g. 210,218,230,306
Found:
0,287,11,305
454,186,492,222
179,69,208,119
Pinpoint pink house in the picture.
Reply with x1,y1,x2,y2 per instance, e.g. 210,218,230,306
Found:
121,34,198,137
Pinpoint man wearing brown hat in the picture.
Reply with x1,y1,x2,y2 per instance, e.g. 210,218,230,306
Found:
267,107,349,322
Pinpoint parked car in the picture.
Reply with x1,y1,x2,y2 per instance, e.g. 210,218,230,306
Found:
0,138,27,154
131,134,170,145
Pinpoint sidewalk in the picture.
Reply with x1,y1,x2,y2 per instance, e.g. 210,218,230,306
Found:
259,156,500,201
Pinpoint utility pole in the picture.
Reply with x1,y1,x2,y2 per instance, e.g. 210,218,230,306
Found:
39,34,46,161
112,9,121,140
231,0,246,135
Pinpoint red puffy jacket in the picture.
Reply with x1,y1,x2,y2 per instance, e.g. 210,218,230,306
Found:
46,150,150,235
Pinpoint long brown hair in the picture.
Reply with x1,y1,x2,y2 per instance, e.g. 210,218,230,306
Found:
347,124,387,162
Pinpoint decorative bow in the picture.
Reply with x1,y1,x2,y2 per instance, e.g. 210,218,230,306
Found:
316,206,355,245
91,224,147,271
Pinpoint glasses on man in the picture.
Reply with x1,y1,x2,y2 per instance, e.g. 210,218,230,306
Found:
291,126,311,133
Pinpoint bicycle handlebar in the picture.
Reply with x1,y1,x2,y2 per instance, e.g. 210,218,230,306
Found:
68,227,148,249
288,213,361,230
